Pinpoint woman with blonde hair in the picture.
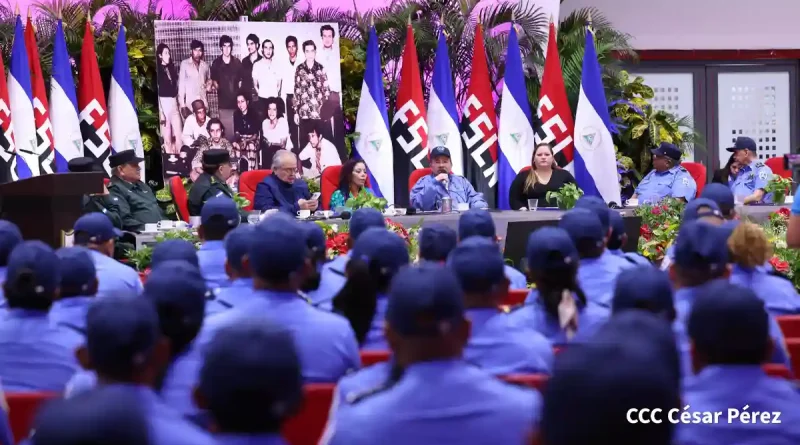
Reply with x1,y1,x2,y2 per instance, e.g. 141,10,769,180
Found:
509,143,576,210
727,221,800,315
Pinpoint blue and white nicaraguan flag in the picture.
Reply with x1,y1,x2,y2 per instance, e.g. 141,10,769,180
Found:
353,26,393,205
573,25,621,205
8,15,37,178
108,23,145,178
497,25,536,210
50,19,83,172
427,30,462,176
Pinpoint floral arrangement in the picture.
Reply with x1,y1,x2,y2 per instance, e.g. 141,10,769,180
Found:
635,198,685,262
124,229,200,272
761,207,797,285
764,175,793,204
316,218,422,261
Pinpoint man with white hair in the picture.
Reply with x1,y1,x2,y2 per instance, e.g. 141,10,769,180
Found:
253,150,318,214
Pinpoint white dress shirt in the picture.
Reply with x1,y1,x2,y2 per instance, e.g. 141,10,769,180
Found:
298,138,341,179
252,58,281,99
182,115,210,147
317,46,341,93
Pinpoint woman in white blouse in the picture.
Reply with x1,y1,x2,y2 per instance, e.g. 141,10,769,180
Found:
261,97,293,167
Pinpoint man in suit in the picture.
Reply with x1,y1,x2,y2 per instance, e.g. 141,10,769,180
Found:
253,150,317,214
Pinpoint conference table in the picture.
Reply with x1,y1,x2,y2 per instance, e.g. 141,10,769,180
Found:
134,205,783,270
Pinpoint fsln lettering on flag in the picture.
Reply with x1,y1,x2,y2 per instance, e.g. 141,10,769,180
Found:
393,99,429,170
461,94,498,188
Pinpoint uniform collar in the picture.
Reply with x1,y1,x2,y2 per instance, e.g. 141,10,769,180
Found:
110,176,141,190
404,358,467,377
200,240,226,251
214,433,287,445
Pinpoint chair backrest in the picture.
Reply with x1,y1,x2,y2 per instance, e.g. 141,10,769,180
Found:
408,168,433,195
762,363,793,379
282,384,335,445
680,162,707,196
500,374,548,391
320,165,343,210
7,392,57,443
766,156,791,179
239,170,272,211
169,176,190,222
785,338,800,375
360,350,391,367
777,315,800,339
502,289,529,307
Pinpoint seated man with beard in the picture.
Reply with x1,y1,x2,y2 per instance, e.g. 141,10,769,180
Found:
410,147,487,211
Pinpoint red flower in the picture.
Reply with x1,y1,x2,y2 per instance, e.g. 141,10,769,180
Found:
778,207,791,219
661,204,669,212
651,207,662,215
769,256,791,273
640,224,652,241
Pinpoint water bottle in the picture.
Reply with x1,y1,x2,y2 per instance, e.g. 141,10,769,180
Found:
441,197,452,213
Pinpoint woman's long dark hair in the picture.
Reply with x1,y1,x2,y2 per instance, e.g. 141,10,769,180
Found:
332,255,393,345
337,159,367,202
529,262,588,320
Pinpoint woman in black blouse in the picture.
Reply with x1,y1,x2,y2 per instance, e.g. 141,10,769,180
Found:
156,43,182,154
711,153,740,186
509,142,576,209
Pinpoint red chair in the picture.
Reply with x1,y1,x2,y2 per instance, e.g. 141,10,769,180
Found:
777,315,800,339
408,168,432,194
785,338,800,375
320,165,373,210
762,364,793,379
7,392,57,443
239,169,272,211
681,162,707,196
168,176,190,223
766,157,791,180
360,350,391,367
283,384,335,445
502,289,529,307
501,374,548,391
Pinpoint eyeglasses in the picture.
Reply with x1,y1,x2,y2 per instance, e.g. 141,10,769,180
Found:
277,167,298,174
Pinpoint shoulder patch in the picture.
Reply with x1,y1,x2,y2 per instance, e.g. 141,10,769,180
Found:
681,177,691,186
758,170,770,180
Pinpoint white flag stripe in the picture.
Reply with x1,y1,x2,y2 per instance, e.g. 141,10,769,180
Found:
427,89,463,176
354,86,394,206
8,76,39,176
50,82,83,162
574,87,621,205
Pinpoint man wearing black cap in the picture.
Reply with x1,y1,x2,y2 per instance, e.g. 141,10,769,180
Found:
631,142,696,204
67,157,123,229
409,146,488,211
187,149,236,216
728,136,774,204
107,150,165,232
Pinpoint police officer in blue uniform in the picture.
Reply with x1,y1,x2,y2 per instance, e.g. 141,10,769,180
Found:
205,225,257,317
608,210,650,266
73,213,143,299
197,213,360,382
49,247,97,336
575,196,637,270
458,209,528,289
196,319,304,445
197,197,240,289
324,264,539,445
448,237,553,374
0,241,82,391
510,226,609,343
701,182,736,219
0,220,22,306
612,266,675,322
678,282,800,444
632,142,697,204
75,296,215,445
300,222,328,306
727,136,774,204
315,208,386,310
670,221,790,377
541,311,680,445
418,223,457,263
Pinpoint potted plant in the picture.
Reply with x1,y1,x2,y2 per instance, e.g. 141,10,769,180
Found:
546,183,584,210
344,193,388,211
765,175,793,205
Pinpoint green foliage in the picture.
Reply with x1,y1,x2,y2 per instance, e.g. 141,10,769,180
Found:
345,192,388,211
123,228,201,271
634,198,684,262
546,183,583,210
304,177,320,194
233,193,250,210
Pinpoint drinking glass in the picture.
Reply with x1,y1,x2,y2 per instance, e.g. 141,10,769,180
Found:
527,199,539,211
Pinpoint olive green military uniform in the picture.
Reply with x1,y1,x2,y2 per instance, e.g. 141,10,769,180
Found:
82,194,123,229
108,176,166,232
188,172,234,216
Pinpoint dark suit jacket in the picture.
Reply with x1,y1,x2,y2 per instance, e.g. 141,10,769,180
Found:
253,174,311,214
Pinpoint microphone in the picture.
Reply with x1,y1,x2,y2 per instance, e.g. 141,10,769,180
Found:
608,201,620,209
339,211,352,220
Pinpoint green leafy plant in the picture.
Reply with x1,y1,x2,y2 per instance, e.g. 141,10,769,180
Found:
304,177,321,194
765,175,793,204
233,193,251,211
634,198,684,262
546,183,583,210
123,229,201,271
345,192,388,211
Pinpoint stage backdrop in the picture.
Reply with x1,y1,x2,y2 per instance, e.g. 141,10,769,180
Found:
153,20,346,185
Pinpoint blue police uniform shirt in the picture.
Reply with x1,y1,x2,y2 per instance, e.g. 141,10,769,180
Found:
49,296,94,335
215,434,287,445
314,253,350,311
0,405,12,445
730,266,800,316
677,366,800,445
609,249,651,266
204,278,256,317
197,289,360,382
89,250,143,299
323,359,539,445
410,174,488,211
102,384,215,445
0,267,5,307
465,308,553,375
0,309,83,391
635,165,697,203
361,294,389,351
730,161,773,203
510,291,610,344
504,265,528,290
674,285,791,377
197,241,230,289
577,251,632,308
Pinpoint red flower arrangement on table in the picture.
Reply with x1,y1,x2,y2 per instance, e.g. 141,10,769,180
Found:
317,218,422,260
635,199,684,262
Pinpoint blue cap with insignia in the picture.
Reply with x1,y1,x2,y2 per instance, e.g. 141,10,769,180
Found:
682,198,723,222
5,240,60,298
249,216,306,282
73,213,122,244
150,239,199,269
458,208,496,240
726,136,757,153
430,146,451,159
143,260,209,332
224,225,256,272
700,183,735,216
526,226,579,273
302,222,326,256
673,220,729,271
351,227,409,277
558,208,605,247
349,208,386,241
201,197,240,230
447,236,506,293
612,266,674,317
574,196,611,232
650,142,682,161
56,247,97,296
419,223,457,262
386,263,464,336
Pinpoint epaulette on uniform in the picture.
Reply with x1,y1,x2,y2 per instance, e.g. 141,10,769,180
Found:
345,381,393,405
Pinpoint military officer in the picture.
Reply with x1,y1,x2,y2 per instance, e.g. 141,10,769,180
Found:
68,157,123,229
632,142,697,204
727,136,774,204
187,149,236,216
108,150,166,232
